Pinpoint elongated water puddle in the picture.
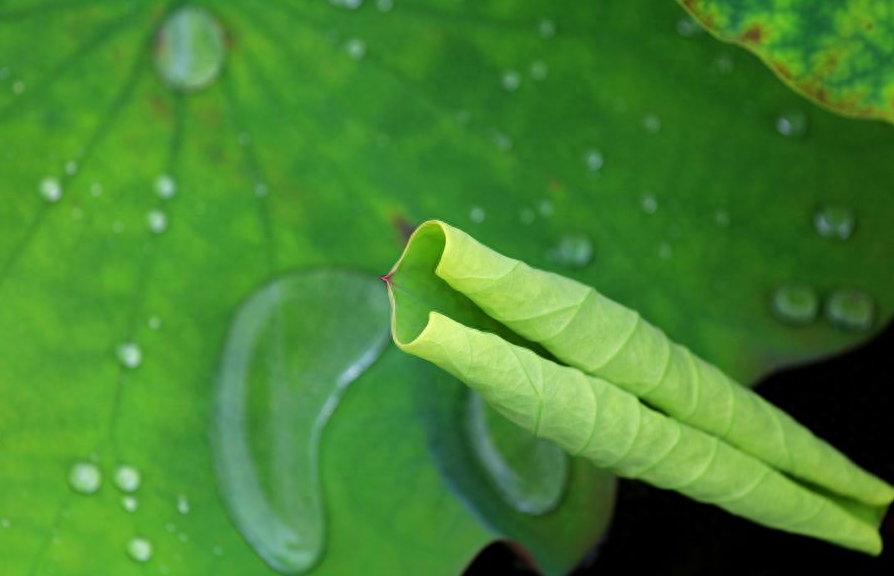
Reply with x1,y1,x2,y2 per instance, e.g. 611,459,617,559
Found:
212,270,389,573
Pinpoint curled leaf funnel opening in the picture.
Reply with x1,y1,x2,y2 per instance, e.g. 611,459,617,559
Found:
385,219,893,556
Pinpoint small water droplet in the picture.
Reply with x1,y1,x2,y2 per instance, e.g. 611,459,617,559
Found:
714,54,734,74
770,283,818,325
177,532,189,543
642,114,661,134
825,289,874,332
469,206,486,224
501,69,521,91
68,461,102,495
254,183,269,198
127,537,153,563
551,234,593,268
212,545,224,556
538,18,556,39
154,6,226,93
538,199,554,217
147,209,168,234
116,342,142,370
813,206,855,241
176,494,190,515
12,80,24,95
584,149,603,172
0,67,9,81
491,130,512,151
714,209,730,227
165,522,176,533
90,182,103,197
238,132,251,147
113,465,141,493
39,177,63,203
121,496,139,512
676,16,701,37
345,38,366,60
331,0,363,9
155,174,176,199
519,208,535,224
775,109,807,137
529,60,548,81
455,109,471,124
658,242,673,260
640,193,658,214
376,0,393,12
64,161,78,175
0,518,10,528
148,316,162,330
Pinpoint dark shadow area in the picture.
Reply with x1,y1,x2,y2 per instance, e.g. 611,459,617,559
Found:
465,322,894,575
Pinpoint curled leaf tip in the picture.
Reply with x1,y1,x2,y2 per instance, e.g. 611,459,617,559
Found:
386,219,893,556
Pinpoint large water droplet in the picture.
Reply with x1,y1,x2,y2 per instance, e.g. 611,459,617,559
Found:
813,206,855,241
39,177,63,203
771,283,818,325
825,289,875,332
127,537,153,563
154,6,226,93
117,342,142,369
212,270,389,574
113,465,141,493
155,174,176,199
464,393,568,515
68,461,102,495
551,234,593,268
776,109,807,137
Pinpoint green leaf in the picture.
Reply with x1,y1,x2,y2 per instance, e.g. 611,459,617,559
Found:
385,219,893,555
3,0,894,574
677,0,894,123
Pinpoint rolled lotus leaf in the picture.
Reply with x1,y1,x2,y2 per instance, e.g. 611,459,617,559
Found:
383,219,893,555
401,220,894,509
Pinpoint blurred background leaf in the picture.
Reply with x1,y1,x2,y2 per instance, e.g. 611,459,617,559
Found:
1,1,892,575
678,0,894,123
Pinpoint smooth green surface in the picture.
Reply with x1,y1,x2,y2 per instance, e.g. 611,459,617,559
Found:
677,0,894,123
385,220,892,554
2,0,894,574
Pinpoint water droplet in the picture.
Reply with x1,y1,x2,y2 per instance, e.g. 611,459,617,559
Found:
121,496,139,512
0,67,9,81
529,60,548,81
176,494,190,515
254,183,269,198
39,177,63,203
775,109,807,138
165,522,176,533
714,209,730,227
116,342,142,370
813,206,854,241
155,174,176,199
113,465,141,493
68,461,102,495
455,109,471,124
640,193,658,214
469,206,486,224
177,532,189,543
345,38,366,60
331,0,363,9
238,132,251,147
0,518,10,528
464,393,568,515
491,130,513,151
376,0,393,12
642,114,661,134
519,209,535,224
825,289,874,332
64,161,78,175
212,545,224,556
90,182,103,197
127,537,153,563
147,209,168,234
148,316,162,330
584,149,603,172
538,18,556,39
154,6,226,93
538,199,554,217
714,54,734,74
501,69,521,91
12,80,24,95
771,283,818,325
551,234,593,268
212,271,389,574
658,242,673,260
676,16,701,37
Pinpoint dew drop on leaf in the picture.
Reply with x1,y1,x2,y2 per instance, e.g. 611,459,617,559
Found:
813,206,855,240
642,114,661,134
39,177,62,203
155,174,176,199
147,209,168,234
176,494,190,515
68,461,102,495
469,206,486,224
116,342,142,370
538,18,556,39
376,0,393,12
345,38,366,60
464,393,568,515
113,465,141,493
640,193,658,214
501,69,521,91
825,289,875,332
529,60,548,81
770,283,819,325
154,5,226,93
584,149,604,172
121,496,138,512
126,537,153,563
551,234,593,269
775,109,808,137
